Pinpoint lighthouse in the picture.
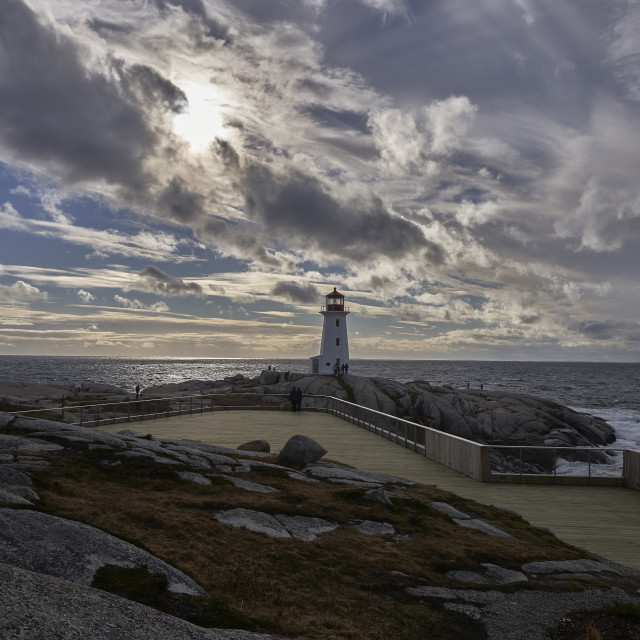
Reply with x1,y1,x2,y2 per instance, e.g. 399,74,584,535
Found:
309,287,350,375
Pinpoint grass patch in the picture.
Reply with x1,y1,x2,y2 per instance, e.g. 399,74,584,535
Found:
22,439,606,640
551,603,640,640
93,565,263,631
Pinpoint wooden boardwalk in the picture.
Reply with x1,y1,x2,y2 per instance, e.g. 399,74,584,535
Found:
101,409,640,570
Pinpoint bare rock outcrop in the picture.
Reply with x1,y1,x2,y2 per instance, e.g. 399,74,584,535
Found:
273,375,615,453
0,508,206,596
0,561,278,640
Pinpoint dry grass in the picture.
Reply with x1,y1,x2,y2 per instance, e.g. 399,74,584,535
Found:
551,605,640,640
28,447,600,640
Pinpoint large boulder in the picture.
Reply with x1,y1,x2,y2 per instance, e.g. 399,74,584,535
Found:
278,435,327,466
258,370,279,385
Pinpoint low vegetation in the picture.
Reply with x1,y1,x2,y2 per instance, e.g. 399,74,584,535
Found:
551,602,640,639
21,440,619,640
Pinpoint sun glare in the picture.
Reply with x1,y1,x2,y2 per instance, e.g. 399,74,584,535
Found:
172,83,227,152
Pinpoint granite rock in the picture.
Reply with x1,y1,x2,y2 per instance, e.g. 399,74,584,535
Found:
238,439,271,453
278,434,327,466
0,561,279,640
0,509,206,596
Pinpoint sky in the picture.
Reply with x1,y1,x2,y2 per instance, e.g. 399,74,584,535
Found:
1,0,640,361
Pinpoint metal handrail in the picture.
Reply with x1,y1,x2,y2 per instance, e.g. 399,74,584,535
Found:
10,392,635,486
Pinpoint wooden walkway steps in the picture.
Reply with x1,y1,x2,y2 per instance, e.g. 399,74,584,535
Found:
100,409,640,570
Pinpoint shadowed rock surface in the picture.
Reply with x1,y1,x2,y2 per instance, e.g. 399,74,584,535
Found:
0,509,207,595
1,410,640,640
0,562,277,640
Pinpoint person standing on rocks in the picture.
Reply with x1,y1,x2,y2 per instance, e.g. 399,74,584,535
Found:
296,387,303,412
289,387,297,412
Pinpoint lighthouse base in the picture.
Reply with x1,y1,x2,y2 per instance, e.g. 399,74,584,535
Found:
309,356,348,375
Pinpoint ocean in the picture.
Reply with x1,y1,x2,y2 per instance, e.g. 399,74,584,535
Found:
1,356,639,453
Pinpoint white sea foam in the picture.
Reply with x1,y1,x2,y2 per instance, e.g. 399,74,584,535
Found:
572,406,640,452
553,407,640,476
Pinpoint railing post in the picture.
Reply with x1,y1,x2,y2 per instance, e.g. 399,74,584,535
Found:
553,449,557,478
179,399,182,416
190,396,193,414
588,450,591,479
96,405,100,427
519,448,522,476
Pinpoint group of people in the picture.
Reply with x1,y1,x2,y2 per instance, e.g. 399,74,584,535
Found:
289,386,303,412
333,362,349,375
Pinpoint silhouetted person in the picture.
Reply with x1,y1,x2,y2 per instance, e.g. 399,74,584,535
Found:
289,387,297,412
344,363,348,374
296,387,303,412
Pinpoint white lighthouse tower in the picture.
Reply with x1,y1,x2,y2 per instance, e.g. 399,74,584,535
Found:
309,287,350,375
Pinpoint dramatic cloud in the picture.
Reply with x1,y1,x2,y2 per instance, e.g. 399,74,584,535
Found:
131,266,204,297
0,0,153,187
271,281,320,305
1,0,640,359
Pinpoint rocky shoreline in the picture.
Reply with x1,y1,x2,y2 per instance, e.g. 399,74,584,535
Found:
0,372,618,475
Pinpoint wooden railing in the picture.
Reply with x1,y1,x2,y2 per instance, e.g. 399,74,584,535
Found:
324,396,489,481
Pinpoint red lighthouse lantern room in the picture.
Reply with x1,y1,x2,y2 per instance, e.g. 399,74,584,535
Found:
325,288,345,311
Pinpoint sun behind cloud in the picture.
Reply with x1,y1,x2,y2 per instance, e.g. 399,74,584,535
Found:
172,82,227,152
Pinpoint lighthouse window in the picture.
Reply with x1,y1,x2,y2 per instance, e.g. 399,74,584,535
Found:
336,338,340,346
336,319,340,327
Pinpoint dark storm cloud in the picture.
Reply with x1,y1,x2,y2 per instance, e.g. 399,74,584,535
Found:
241,161,445,264
159,178,206,223
134,266,204,296
568,320,628,342
0,0,153,188
271,281,320,304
